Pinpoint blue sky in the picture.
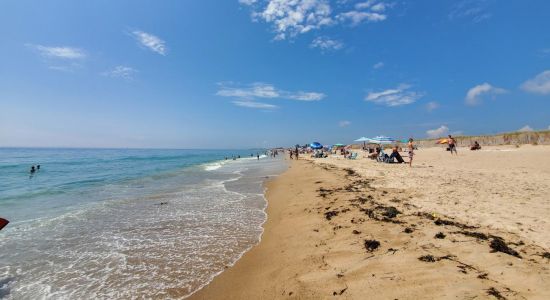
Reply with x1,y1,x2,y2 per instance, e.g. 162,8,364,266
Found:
1,0,549,148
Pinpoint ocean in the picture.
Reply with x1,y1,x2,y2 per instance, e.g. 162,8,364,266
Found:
0,148,287,299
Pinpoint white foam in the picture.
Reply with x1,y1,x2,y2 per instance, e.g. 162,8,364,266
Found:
203,162,223,171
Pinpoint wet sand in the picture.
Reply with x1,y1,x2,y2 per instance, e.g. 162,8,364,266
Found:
189,146,550,299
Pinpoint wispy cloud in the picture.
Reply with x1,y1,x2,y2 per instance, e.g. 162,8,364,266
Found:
517,125,534,132
310,36,344,51
240,0,394,40
426,101,439,112
449,0,493,23
521,70,550,95
339,120,351,127
373,61,384,69
426,125,449,138
131,30,167,55
465,82,507,105
217,82,325,101
337,10,386,26
365,84,423,107
232,100,278,109
101,66,138,80
217,82,325,109
27,44,86,59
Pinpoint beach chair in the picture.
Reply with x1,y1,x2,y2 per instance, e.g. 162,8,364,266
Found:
348,152,358,160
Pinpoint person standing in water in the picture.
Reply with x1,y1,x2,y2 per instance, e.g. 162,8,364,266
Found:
407,138,415,167
257,154,260,160
448,135,458,155
30,165,36,174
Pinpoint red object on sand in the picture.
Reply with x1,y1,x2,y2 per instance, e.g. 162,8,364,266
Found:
0,218,9,231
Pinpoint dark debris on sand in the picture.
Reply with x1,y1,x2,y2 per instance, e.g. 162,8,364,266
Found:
454,230,490,240
364,240,380,252
403,227,414,233
434,218,476,229
435,232,446,239
324,211,339,221
418,255,437,262
490,237,522,258
540,252,550,259
487,287,507,300
332,287,348,296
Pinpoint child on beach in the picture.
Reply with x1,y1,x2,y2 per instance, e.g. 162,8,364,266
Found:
407,138,414,167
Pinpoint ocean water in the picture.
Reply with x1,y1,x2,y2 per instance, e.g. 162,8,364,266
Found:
0,148,287,299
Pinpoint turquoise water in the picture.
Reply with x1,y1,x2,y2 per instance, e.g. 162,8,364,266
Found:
0,148,286,298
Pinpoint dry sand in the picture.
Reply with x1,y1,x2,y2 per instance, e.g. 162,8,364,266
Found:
189,145,550,299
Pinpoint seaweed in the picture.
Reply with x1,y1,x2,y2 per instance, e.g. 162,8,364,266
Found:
333,287,347,296
418,255,436,262
434,218,476,229
489,237,521,258
487,287,507,300
478,273,489,279
541,252,550,259
352,230,361,234
435,232,446,239
364,239,380,252
380,206,401,218
324,211,339,220
404,227,414,234
454,231,489,240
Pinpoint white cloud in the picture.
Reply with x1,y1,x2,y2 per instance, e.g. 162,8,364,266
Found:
465,82,507,105
239,0,257,5
102,66,138,80
287,91,325,101
365,84,423,107
521,70,550,95
131,30,167,55
28,44,86,59
426,125,449,138
517,125,534,132
217,82,325,108
373,61,384,69
337,11,386,26
232,100,278,109
339,120,351,127
449,0,492,23
355,1,375,10
241,0,393,40
310,36,344,51
426,101,439,112
252,0,333,40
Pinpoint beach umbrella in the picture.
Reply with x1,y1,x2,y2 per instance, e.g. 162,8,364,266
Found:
436,139,448,144
310,142,323,149
333,143,345,147
369,136,396,145
354,137,370,148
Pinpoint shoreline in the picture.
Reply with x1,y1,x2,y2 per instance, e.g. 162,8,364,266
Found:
189,150,549,299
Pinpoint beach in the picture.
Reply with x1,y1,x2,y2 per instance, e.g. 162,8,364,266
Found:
190,145,550,299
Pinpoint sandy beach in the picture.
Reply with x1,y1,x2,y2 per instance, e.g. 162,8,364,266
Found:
190,145,550,299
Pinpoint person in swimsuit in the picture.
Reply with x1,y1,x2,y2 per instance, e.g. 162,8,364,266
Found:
448,135,457,155
407,138,414,167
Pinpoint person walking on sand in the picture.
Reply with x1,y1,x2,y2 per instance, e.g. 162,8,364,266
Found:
448,135,457,155
407,138,415,167
295,146,299,160
289,149,293,160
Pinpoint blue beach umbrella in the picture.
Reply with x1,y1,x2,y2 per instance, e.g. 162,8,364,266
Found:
310,142,323,149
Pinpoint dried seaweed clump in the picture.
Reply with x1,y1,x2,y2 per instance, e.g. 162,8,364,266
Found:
490,237,521,258
364,240,380,252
